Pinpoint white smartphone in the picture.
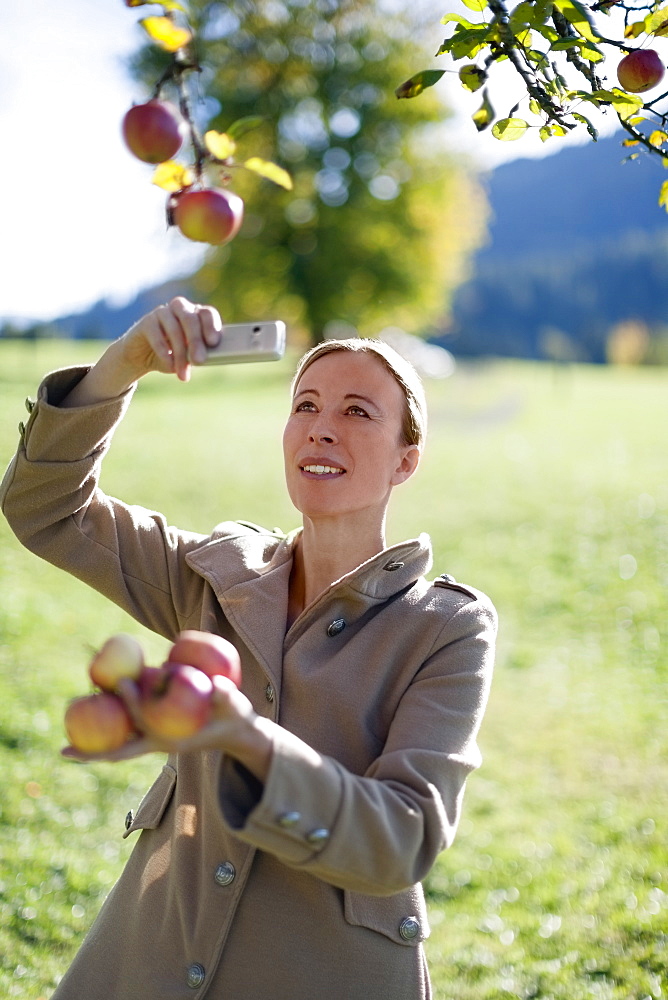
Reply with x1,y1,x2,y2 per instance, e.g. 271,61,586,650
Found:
198,320,286,365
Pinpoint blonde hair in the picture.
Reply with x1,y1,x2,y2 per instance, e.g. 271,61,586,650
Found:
291,338,427,449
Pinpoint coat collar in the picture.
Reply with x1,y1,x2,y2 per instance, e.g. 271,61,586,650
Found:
185,524,433,684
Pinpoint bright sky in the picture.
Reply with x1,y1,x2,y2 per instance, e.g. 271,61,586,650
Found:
2,0,620,325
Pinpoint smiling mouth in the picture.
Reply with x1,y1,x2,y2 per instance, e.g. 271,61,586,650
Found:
300,464,345,476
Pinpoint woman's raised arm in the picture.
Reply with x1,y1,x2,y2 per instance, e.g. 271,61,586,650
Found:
61,297,223,407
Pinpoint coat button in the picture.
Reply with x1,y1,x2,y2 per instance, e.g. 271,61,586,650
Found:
306,827,330,846
214,861,236,886
186,963,206,988
265,682,275,702
124,810,134,831
327,619,346,637
399,916,421,940
277,810,301,828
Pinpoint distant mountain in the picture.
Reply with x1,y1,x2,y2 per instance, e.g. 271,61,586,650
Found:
440,132,668,362
41,277,196,342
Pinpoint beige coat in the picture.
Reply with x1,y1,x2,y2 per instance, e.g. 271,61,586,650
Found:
1,368,497,1000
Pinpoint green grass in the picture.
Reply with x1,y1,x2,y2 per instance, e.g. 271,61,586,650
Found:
1,341,666,998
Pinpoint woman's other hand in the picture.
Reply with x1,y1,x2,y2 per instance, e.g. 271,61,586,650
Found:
62,676,274,783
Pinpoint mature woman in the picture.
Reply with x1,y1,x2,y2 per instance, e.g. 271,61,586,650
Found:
1,297,496,1000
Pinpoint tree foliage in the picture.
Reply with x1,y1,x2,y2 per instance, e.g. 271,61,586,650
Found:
398,0,668,208
124,0,486,345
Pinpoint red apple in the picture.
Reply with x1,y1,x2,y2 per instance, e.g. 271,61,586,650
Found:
617,48,665,94
122,100,185,164
139,663,213,740
171,187,244,245
166,631,241,687
89,634,145,692
64,692,136,754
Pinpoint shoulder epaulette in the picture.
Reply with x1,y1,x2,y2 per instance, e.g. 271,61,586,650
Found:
433,573,479,600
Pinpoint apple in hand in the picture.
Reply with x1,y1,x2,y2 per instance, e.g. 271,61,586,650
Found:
617,48,665,93
65,692,137,753
89,634,145,692
167,631,241,687
139,663,213,740
170,187,244,245
122,100,185,164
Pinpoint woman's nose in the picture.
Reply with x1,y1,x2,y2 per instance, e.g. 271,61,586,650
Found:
308,414,337,444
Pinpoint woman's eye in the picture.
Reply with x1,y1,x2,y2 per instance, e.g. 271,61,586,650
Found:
347,405,368,417
295,400,316,413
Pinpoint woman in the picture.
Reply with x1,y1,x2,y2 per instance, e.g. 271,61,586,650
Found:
1,297,496,999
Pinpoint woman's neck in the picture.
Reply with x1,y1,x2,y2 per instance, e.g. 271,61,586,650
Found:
287,516,387,626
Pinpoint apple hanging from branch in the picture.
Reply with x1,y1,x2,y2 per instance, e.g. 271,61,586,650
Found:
616,48,666,94
122,99,185,164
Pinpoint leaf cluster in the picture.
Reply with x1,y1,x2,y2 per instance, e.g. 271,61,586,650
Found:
398,0,668,208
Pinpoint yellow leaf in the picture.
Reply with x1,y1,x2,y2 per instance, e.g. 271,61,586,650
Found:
624,21,645,38
204,131,237,161
649,130,668,147
622,138,640,146
659,178,668,209
152,161,194,192
140,16,192,52
243,157,293,190
472,89,495,132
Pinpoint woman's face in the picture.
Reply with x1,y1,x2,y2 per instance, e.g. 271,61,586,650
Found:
283,351,419,524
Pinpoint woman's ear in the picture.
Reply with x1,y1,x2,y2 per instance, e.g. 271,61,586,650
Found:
390,445,421,487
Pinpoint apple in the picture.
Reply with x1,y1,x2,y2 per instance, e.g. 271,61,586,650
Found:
89,634,144,692
166,631,241,687
139,663,213,740
64,692,137,754
617,48,665,94
122,100,185,164
171,187,244,245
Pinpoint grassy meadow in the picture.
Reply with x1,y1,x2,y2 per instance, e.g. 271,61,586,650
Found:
0,339,666,999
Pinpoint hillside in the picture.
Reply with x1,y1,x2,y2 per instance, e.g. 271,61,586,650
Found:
442,132,668,362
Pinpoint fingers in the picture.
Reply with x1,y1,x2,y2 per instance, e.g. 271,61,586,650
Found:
134,297,223,381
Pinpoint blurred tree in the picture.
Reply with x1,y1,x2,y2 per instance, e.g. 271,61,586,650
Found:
129,0,486,346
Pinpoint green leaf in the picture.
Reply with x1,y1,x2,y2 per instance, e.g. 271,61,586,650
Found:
472,88,495,132
532,0,554,24
551,38,580,49
458,63,487,92
441,12,476,28
536,25,560,43
593,88,644,121
492,117,529,140
571,112,599,139
459,0,487,11
579,41,605,62
529,98,542,115
227,116,265,140
395,69,445,99
450,24,495,60
645,6,668,35
509,2,535,31
243,157,293,190
553,0,601,42
539,124,553,142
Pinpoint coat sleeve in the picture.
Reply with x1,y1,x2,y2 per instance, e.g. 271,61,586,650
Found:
217,592,496,896
0,367,207,639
